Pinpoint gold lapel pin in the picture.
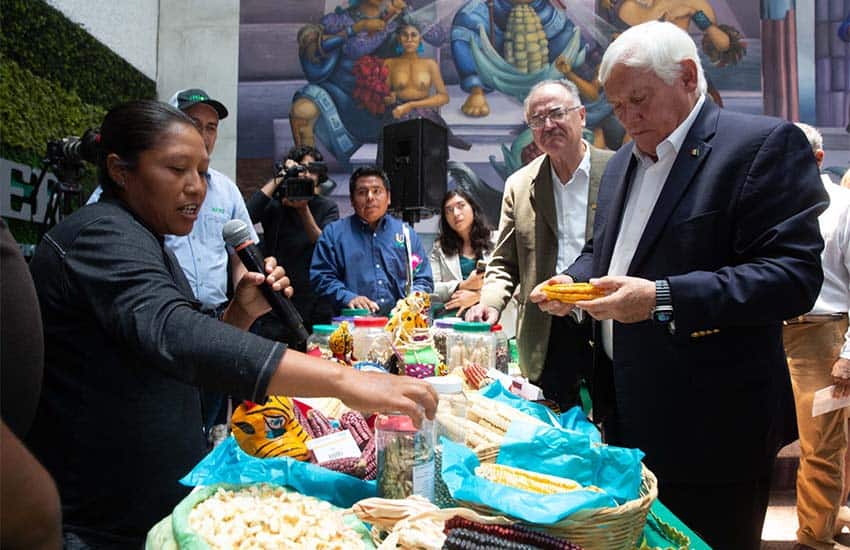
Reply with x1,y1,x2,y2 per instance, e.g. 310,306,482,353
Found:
690,148,699,157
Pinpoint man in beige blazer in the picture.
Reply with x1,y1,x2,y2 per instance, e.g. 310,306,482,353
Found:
468,79,613,409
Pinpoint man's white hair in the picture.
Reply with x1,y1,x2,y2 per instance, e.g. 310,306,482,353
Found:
794,122,823,154
523,79,582,120
599,20,707,96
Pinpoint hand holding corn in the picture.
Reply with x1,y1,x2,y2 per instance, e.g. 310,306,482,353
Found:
575,276,657,323
528,275,581,317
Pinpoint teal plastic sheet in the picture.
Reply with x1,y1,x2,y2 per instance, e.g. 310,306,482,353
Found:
480,381,561,426
441,439,619,524
499,421,645,504
179,437,375,508
479,382,601,443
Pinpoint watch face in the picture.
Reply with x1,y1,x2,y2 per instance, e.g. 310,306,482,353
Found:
655,311,673,323
653,307,674,323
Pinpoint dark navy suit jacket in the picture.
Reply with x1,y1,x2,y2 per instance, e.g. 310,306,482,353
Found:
566,100,828,483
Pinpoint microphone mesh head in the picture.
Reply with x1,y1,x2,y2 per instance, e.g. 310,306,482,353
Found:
222,219,252,248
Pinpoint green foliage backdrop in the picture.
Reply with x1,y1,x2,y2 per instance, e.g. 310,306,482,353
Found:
0,0,156,241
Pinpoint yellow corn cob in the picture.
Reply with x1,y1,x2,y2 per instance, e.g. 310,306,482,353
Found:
540,283,606,303
543,283,602,294
474,463,582,495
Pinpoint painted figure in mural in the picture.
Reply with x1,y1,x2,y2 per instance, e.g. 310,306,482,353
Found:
555,55,627,149
450,0,587,117
291,0,446,166
599,0,746,69
383,19,471,151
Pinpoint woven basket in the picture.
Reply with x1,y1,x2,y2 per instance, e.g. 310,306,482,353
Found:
460,463,658,550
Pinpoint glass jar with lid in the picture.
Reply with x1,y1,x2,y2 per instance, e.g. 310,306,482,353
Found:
306,324,335,359
425,375,467,507
508,338,520,376
331,315,354,326
352,316,392,363
430,317,460,364
446,321,496,371
491,323,509,374
341,307,370,317
375,412,435,501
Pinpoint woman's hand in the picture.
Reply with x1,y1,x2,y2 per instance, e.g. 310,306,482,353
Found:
223,257,292,329
384,92,397,105
392,103,413,119
445,289,480,316
458,269,484,291
339,369,438,427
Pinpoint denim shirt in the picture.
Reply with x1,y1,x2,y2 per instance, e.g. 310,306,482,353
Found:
26,197,285,546
310,214,433,315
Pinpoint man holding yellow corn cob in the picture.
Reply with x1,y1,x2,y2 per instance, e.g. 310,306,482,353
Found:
466,80,613,410
531,21,828,549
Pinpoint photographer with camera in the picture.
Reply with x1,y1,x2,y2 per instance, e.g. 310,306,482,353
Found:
247,145,339,340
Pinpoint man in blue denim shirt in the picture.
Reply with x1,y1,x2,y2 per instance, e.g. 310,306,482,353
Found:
311,166,433,316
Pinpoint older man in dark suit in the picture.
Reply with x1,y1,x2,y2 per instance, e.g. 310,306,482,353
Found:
530,21,827,549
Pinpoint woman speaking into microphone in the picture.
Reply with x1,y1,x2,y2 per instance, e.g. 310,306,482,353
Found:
26,100,437,548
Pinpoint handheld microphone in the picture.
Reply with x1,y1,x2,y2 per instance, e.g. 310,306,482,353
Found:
222,219,309,347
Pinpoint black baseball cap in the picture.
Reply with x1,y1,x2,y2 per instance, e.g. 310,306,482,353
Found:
168,88,228,120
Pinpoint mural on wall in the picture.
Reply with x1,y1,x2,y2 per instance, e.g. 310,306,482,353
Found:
236,0,848,225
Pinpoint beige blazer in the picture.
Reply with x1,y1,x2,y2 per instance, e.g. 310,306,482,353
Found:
429,241,493,303
479,146,613,381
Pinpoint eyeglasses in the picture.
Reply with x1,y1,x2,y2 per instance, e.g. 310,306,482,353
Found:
526,105,582,129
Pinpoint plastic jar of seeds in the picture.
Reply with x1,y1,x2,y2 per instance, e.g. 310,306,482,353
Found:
491,323,509,374
425,376,467,507
306,324,335,359
375,412,435,501
341,307,370,317
430,318,460,363
352,316,391,363
331,315,354,326
447,321,496,371
508,338,520,376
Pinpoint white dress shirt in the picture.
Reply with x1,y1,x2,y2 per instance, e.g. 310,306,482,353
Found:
811,174,850,359
551,141,591,273
602,95,706,360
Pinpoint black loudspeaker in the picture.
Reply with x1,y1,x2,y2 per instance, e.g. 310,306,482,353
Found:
381,118,447,220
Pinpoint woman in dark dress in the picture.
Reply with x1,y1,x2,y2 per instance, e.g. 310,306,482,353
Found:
26,100,436,548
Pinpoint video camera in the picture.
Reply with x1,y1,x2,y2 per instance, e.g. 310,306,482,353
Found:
23,127,101,242
271,160,328,202
45,128,100,184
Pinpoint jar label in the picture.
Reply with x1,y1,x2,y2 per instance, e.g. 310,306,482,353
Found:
306,430,362,464
412,459,435,501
